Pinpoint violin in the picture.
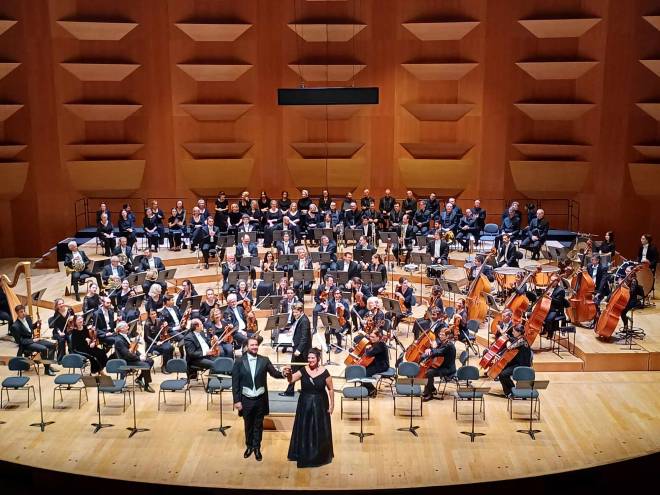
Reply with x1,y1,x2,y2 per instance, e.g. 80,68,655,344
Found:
179,306,192,331
129,334,141,354
88,325,100,347
344,336,375,367
567,240,597,324
218,323,236,344
336,304,346,326
208,335,221,357
466,248,497,322
594,263,645,339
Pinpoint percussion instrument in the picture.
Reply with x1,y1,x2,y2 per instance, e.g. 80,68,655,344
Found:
427,264,449,279
403,263,418,273
525,264,559,288
494,267,523,290
637,264,654,298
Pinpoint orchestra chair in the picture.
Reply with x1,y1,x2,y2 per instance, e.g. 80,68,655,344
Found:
99,359,131,413
373,367,396,397
206,357,233,410
464,319,481,355
52,353,88,409
393,361,423,417
479,224,499,249
158,358,191,411
340,365,370,420
452,365,485,420
1,357,36,408
508,366,540,420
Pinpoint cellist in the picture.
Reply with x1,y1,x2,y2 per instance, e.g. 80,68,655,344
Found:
498,324,532,398
350,331,388,398
541,276,570,340
493,308,515,339
620,266,645,330
421,329,456,401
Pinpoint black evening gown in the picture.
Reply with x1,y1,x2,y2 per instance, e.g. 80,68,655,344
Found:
288,368,334,468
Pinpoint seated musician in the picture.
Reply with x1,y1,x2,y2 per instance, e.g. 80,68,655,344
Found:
70,314,108,375
223,293,250,348
344,202,361,230
413,200,430,236
494,309,515,339
115,321,154,392
183,319,217,377
421,329,456,401
97,213,116,257
160,295,185,339
275,231,296,272
326,289,350,351
426,193,440,216
198,288,219,320
94,296,117,347
456,209,479,252
499,324,532,398
355,234,374,254
429,285,445,314
196,198,209,219
291,248,313,298
426,230,449,265
439,203,460,235
541,276,569,339
413,306,447,340
256,252,277,302
355,331,389,397
120,288,140,323
236,280,253,305
496,233,521,267
520,209,549,260
222,254,246,296
303,204,320,241
204,308,234,358
263,200,283,248
144,309,174,373
188,206,205,252
145,284,164,314
402,190,417,217
238,213,256,236
175,279,198,309
112,237,133,273
278,215,299,244
0,286,12,329
236,233,258,284
392,277,415,329
468,255,495,283
82,282,101,314
472,199,487,233
150,200,166,245
143,207,161,252
227,203,243,237
246,201,263,231
318,235,337,279
65,241,101,301
48,298,74,362
312,275,336,333
393,214,414,263
495,206,521,248
11,304,57,375
337,252,361,286
389,202,404,233
139,248,166,294
638,234,658,276
451,299,468,342
95,202,111,224
621,266,645,330
367,254,388,294
200,216,220,270
587,254,609,304
101,256,126,290
358,215,376,244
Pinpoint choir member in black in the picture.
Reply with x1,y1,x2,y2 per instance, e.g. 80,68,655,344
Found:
359,188,373,211
343,202,361,230
175,279,198,309
263,200,283,248
421,329,456,400
96,202,111,224
286,348,334,468
496,233,521,268
65,241,101,301
101,256,126,290
280,303,312,397
318,190,332,213
82,282,101,314
439,203,460,235
221,254,245,295
279,190,292,212
114,321,154,392
224,294,250,347
11,305,57,375
143,207,161,251
140,248,166,294
468,254,495,283
394,214,414,263
358,215,376,244
296,189,311,215
542,275,569,339
255,252,277,302
258,191,270,212
401,190,416,216
145,284,164,315
378,188,395,229
246,202,263,231
204,308,234,358
499,325,532,397
188,206,205,252
279,215,300,243
168,208,183,251
340,192,354,211
427,230,450,265
70,315,108,375
327,202,343,229
359,331,389,397
144,309,174,372
413,200,430,236
639,234,658,275
493,309,515,339
327,289,350,351
520,209,549,260
150,200,166,245
48,298,74,362
472,199,487,233
286,202,302,234
183,318,217,375
97,213,116,257
367,254,388,295
200,216,220,270
456,209,479,252
94,296,117,347
495,206,522,249
448,198,462,217
236,233,258,284
303,204,320,241
118,209,137,247
214,191,229,228
598,231,616,257
392,277,415,329
389,202,404,232
239,191,251,213
112,237,134,273
317,235,337,279
198,288,219,320
175,200,188,248
621,266,645,330
227,203,242,237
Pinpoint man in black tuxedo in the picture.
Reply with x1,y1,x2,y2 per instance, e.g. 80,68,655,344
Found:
139,248,166,294
426,230,450,265
64,241,101,301
94,296,117,347
586,254,609,302
201,217,221,269
275,232,295,272
223,293,250,347
114,321,154,392
160,295,184,335
291,248,313,298
112,237,134,273
101,256,127,286
10,305,57,375
221,254,246,296
337,252,361,285
236,233,258,284
183,318,215,375
317,235,337,279
280,303,311,397
496,233,521,268
232,336,288,461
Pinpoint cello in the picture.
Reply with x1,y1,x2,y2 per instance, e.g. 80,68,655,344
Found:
479,334,510,370
416,329,451,378
567,240,597,324
466,248,496,323
489,266,540,335
523,266,572,345
486,335,527,379
404,321,439,363
344,336,375,367
594,263,645,339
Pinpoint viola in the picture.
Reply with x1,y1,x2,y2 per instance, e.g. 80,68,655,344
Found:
594,264,645,339
179,306,192,331
344,336,375,367
208,335,221,357
466,248,497,322
219,323,236,344
88,326,100,347
568,240,597,324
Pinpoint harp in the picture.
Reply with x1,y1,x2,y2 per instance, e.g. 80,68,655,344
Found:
0,261,33,320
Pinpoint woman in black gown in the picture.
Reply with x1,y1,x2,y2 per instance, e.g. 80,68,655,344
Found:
286,348,334,468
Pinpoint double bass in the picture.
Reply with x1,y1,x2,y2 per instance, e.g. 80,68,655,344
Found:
594,263,645,339
567,240,597,324
466,248,496,322
523,267,572,345
489,266,540,335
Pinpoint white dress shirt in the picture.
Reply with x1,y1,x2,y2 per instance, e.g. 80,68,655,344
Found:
194,331,210,356
242,354,265,398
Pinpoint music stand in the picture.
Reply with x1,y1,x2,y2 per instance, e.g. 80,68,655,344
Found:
239,231,257,243
345,229,362,244
514,379,549,440
264,314,290,349
457,384,490,442
135,271,148,287
439,280,461,307
240,256,260,270
310,252,332,265
327,270,350,288
207,373,231,436
318,313,341,365
82,375,115,433
313,228,334,241
120,364,151,438
361,271,384,295
125,294,145,316
353,249,373,265
416,235,429,249
90,259,107,275
272,230,289,243
346,377,376,442
181,294,202,313
28,358,56,432
396,377,426,436
158,268,177,286
410,252,432,303
382,297,403,320
257,295,283,314
227,271,250,290
260,271,286,296
292,269,315,292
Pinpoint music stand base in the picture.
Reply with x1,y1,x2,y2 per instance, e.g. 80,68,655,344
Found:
460,431,485,442
397,426,420,437
91,423,113,434
208,425,231,436
30,421,55,431
349,431,374,443
127,427,150,438
517,428,541,440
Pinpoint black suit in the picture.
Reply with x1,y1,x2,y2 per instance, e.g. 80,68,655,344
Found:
64,251,101,297
336,259,360,283
221,262,247,295
223,305,250,346
470,264,495,283
10,317,56,371
423,341,456,395
112,245,134,272
114,334,153,384
231,354,285,449
201,225,221,264
318,242,337,278
139,256,166,293
101,264,126,285
500,342,532,396
426,239,449,265
183,331,215,372
638,244,658,273
394,223,414,262
284,314,312,394
94,307,117,346
497,242,520,268
521,217,550,258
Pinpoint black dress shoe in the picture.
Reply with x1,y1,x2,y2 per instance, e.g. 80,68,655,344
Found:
243,448,253,458
144,384,155,393
45,368,56,376
278,391,295,397
205,263,209,269
254,448,262,461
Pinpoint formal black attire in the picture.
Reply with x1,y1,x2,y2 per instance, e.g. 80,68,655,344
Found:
200,225,221,265
423,340,456,396
543,286,569,338
496,241,520,268
101,264,126,286
499,342,532,396
115,333,153,385
139,255,166,294
97,220,116,256
94,307,117,347
183,331,215,373
263,209,283,247
221,262,247,295
10,317,56,372
112,244,134,273
456,215,478,251
144,317,174,368
70,328,107,373
363,341,389,394
64,251,101,299
426,239,449,265
393,223,414,262
284,314,312,395
143,215,160,251
521,217,550,259
48,309,74,362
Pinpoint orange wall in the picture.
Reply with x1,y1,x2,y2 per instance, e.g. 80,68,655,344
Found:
0,0,658,258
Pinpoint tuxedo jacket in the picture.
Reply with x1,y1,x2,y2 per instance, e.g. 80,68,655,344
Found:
101,264,126,284
11,316,36,346
231,354,284,412
337,260,361,280
114,334,141,363
64,251,90,270
497,242,520,267
183,331,211,363
235,242,258,260
426,240,449,262
290,314,312,358
318,242,337,263
139,256,165,272
93,307,116,336
161,305,183,328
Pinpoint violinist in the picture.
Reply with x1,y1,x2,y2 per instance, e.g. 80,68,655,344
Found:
428,285,445,314
499,325,532,398
204,308,234,358
367,254,388,295
115,321,154,392
541,276,569,339
144,284,164,314
183,319,216,377
48,298,74,362
327,289,350,351
421,329,456,401
175,279,198,309
161,295,185,339
144,309,174,372
356,331,389,397
620,266,645,330
223,294,250,347
11,305,57,375
198,288,219,320
426,230,449,265
313,275,336,333
351,278,372,328
70,315,108,375
496,233,521,268
493,309,514,339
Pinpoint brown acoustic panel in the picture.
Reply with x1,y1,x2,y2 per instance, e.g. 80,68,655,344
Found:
0,104,24,121
636,103,660,121
174,23,252,42
400,143,474,159
66,160,145,197
514,103,595,121
402,22,479,41
292,105,363,120
288,64,366,82
177,64,253,82
287,24,366,42
286,159,365,194
402,103,474,121
643,16,660,31
401,63,478,81
510,161,591,197
0,162,29,200
518,18,601,38
179,103,253,121
633,145,660,160
60,63,141,82
63,104,142,121
629,163,660,197
0,145,26,160
398,159,472,195
56,21,138,40
516,61,598,80
290,142,364,158
640,60,660,78
181,159,254,195
182,142,253,159
66,144,144,159
0,63,20,81
513,143,590,159
0,20,17,37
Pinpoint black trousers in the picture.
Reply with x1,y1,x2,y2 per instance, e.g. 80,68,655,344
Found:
25,340,56,371
499,366,515,396
424,366,454,395
241,394,268,449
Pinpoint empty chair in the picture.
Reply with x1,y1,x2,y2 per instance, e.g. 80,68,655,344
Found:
340,365,370,420
99,358,131,412
53,353,88,409
479,223,500,248
453,365,485,420
158,358,191,411
1,357,35,408
393,361,423,417
508,366,540,420
206,357,233,410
